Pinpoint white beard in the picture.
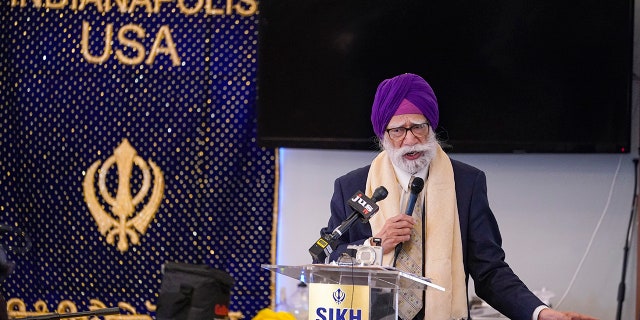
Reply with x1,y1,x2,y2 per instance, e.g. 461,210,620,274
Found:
382,129,438,175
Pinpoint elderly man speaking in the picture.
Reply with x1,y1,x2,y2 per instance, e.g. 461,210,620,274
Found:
318,73,596,320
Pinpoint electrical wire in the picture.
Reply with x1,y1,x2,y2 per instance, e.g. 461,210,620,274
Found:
555,155,624,308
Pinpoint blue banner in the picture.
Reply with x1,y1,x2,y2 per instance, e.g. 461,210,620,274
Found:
0,0,275,318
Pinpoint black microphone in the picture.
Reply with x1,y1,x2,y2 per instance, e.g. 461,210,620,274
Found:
330,186,388,238
393,176,425,266
309,186,388,263
404,176,425,216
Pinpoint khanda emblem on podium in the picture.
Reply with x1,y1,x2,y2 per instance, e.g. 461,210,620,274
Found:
83,139,165,252
333,289,346,305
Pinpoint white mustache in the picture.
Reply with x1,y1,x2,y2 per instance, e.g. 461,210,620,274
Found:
399,145,429,155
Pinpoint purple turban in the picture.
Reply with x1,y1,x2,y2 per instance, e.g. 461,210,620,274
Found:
370,73,439,138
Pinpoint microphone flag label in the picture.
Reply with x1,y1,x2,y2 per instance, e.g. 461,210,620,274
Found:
347,192,379,219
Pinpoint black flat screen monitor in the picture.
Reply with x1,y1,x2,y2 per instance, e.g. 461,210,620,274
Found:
257,0,633,153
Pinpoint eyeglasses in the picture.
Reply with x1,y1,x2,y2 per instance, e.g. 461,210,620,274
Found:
385,123,430,141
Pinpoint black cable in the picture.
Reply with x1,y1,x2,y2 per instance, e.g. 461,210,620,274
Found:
615,158,638,320
18,307,120,320
392,243,402,267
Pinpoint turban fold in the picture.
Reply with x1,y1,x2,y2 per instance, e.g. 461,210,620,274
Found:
370,73,439,138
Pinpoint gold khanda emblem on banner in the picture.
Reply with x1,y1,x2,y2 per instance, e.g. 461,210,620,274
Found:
83,139,165,252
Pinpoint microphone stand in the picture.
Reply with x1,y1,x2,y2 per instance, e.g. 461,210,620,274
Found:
615,158,638,320
18,307,120,320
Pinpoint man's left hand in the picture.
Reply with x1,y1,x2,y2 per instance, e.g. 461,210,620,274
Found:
538,308,598,320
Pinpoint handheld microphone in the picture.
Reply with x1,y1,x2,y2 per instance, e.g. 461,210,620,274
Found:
309,186,388,263
393,176,425,266
404,176,425,216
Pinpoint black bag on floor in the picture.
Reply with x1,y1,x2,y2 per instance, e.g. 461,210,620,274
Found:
156,262,235,320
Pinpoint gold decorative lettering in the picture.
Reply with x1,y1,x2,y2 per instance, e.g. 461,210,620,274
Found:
116,24,146,65
127,0,153,13
204,0,223,15
12,0,42,7
12,0,259,15
177,0,203,15
6,298,244,320
7,298,159,320
7,299,50,318
235,0,257,17
145,25,181,66
44,0,67,9
152,0,172,13
225,0,232,15
79,0,104,12
91,299,154,320
56,300,79,314
113,0,129,12
81,21,112,64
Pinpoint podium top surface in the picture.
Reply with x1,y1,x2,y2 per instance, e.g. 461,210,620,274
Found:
262,264,444,291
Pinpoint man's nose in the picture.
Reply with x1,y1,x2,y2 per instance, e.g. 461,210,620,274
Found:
402,130,421,145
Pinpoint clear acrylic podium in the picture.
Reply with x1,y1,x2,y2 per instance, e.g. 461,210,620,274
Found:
262,264,444,320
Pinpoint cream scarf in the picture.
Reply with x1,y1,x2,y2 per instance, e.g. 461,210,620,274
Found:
366,145,467,319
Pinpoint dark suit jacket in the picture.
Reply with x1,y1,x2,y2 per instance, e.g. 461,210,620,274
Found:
320,159,544,320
